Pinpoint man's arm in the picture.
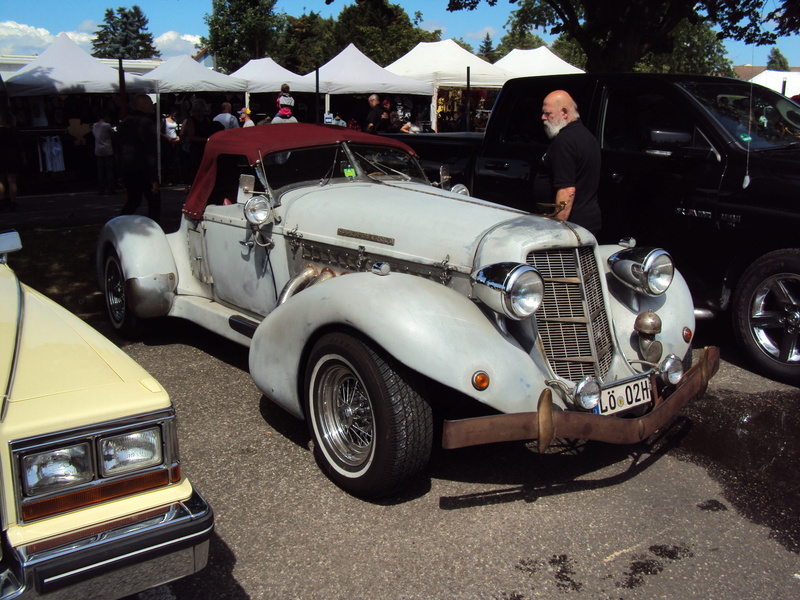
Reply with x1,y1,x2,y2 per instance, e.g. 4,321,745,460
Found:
553,186,576,220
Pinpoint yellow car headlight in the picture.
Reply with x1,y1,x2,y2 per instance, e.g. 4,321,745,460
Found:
100,427,163,477
22,444,93,496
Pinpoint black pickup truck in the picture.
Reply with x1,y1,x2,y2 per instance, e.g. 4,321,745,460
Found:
390,73,800,384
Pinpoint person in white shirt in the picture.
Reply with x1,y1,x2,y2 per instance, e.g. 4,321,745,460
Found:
213,102,239,130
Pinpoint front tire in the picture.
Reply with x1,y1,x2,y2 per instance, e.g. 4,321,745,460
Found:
732,249,800,385
104,247,141,338
304,332,433,498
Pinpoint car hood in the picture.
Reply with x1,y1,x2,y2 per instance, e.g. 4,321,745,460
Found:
278,182,588,272
0,266,169,437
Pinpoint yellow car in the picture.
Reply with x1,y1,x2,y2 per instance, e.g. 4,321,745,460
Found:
0,230,212,598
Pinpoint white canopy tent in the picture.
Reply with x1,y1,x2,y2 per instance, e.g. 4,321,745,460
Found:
494,47,584,76
230,57,315,93
386,39,515,88
749,70,800,98
386,39,516,130
145,55,248,93
5,33,156,96
297,43,434,114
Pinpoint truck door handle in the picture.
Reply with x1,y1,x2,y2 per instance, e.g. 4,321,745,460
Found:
484,161,509,171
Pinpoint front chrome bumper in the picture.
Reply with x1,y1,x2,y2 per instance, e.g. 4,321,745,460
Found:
6,490,213,600
442,346,719,451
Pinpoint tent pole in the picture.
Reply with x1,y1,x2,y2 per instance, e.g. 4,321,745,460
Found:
118,58,128,119
315,67,320,123
157,94,162,185
466,66,471,132
432,88,438,133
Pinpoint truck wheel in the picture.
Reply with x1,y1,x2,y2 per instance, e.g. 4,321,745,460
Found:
104,248,140,338
304,332,433,498
732,249,800,385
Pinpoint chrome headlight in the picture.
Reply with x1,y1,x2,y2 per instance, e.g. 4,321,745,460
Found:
608,247,674,296
100,427,163,477
659,353,684,386
22,444,93,496
471,263,544,320
451,183,470,195
244,195,272,225
574,376,601,410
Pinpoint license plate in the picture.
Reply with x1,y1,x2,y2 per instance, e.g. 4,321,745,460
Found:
593,375,653,416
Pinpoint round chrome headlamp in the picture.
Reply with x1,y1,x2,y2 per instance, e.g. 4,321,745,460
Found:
608,247,674,296
471,263,544,320
659,353,684,386
574,376,601,410
244,195,272,225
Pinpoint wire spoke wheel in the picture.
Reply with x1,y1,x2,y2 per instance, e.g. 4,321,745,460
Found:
305,332,433,498
314,359,375,470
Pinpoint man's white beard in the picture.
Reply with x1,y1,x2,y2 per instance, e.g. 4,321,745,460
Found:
544,119,567,139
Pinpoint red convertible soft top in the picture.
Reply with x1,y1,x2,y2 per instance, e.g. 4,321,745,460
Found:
183,124,418,218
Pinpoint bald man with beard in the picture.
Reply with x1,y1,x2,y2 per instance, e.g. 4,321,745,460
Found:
532,89,601,234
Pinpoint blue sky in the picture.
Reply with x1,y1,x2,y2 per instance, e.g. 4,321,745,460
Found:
1,0,798,68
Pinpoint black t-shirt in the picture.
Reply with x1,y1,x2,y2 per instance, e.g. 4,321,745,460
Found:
532,120,602,234
365,104,384,132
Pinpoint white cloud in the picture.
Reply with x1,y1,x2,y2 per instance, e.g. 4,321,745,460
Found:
77,19,96,34
0,21,55,55
155,31,203,58
420,19,446,36
465,26,499,41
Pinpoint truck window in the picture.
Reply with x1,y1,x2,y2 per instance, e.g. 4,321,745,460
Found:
601,86,702,154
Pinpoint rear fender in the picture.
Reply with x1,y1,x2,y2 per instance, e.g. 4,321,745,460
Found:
248,272,542,419
97,216,178,318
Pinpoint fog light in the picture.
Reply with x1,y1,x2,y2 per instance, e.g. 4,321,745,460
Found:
574,376,601,410
659,354,684,386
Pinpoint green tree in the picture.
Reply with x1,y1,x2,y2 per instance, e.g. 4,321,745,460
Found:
550,36,586,70
331,0,440,66
202,0,284,73
452,37,475,53
495,27,545,59
274,12,337,74
445,0,800,72
477,33,497,62
766,47,790,71
91,5,160,59
634,19,735,76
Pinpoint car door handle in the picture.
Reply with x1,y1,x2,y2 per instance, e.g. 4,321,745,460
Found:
484,161,509,171
610,172,623,183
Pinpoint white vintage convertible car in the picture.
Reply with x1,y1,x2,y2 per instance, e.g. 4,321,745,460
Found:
97,124,719,498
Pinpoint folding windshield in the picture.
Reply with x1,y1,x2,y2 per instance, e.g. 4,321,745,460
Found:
683,81,800,149
260,143,427,190
348,144,428,183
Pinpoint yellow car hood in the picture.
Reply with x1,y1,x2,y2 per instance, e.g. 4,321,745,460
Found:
0,266,167,423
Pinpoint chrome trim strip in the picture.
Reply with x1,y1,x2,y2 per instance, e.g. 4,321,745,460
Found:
2,273,24,422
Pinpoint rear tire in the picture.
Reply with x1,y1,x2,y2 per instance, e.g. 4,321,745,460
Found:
103,247,141,339
732,249,800,385
304,332,433,498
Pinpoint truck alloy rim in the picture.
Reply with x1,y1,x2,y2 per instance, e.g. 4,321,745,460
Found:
749,272,800,363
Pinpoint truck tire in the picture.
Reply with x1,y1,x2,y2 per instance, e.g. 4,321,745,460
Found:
304,332,433,498
732,249,800,385
103,247,141,339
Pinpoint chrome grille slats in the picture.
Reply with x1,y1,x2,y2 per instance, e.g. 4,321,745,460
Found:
527,247,614,382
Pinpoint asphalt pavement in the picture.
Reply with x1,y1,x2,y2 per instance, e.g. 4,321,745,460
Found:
1,183,188,233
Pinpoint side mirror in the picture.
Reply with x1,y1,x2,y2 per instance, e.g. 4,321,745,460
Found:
237,174,256,204
0,230,22,264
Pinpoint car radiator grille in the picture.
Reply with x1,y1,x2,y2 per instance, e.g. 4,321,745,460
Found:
527,246,613,382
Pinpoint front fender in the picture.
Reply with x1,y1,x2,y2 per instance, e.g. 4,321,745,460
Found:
598,245,694,364
97,216,178,318
248,272,543,419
